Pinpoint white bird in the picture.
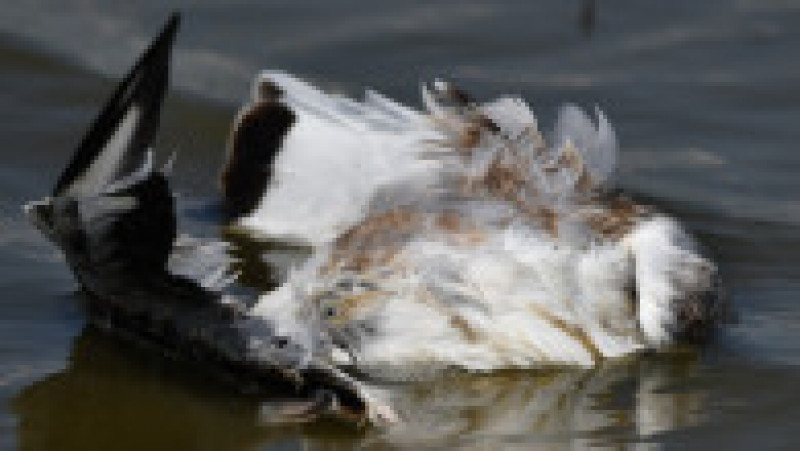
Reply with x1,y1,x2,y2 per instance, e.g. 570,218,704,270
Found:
225,71,726,374
24,13,728,425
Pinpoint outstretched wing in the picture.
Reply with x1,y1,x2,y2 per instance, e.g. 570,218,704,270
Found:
26,14,388,422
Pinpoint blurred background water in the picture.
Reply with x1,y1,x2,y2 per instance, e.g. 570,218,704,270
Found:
1,1,800,449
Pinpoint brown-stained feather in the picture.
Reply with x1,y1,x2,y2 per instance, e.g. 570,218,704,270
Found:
324,291,388,324
584,195,646,240
435,210,488,246
449,315,482,343
327,207,424,272
528,304,602,362
459,124,483,150
415,286,482,343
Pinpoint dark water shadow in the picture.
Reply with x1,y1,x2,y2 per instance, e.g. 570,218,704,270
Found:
12,325,715,450
10,327,358,451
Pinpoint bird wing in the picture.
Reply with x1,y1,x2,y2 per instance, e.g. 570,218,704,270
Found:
52,14,178,198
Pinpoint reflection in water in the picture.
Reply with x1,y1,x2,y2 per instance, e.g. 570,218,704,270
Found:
13,327,707,450
12,329,271,451
373,356,705,449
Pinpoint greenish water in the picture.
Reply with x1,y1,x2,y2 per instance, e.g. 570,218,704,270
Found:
2,1,800,449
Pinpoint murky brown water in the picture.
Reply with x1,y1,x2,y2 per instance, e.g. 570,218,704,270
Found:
2,1,800,449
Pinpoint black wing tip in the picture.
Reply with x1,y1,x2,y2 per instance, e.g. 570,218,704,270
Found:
132,11,180,72
167,11,181,31
153,12,181,56
52,12,182,197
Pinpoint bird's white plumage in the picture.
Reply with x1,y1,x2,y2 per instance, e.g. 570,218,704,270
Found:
237,73,720,376
237,71,441,245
